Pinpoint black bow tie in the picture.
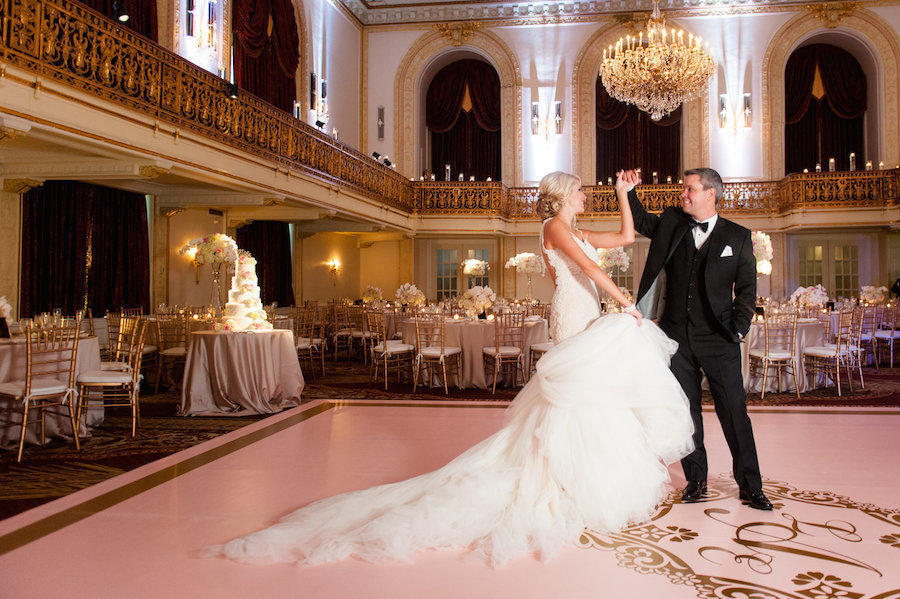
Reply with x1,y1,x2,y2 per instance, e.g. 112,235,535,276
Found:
689,220,709,232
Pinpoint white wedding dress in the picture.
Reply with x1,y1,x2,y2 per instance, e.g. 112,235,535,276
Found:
208,222,694,567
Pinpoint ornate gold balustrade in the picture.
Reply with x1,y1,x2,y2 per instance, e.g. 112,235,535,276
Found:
0,0,896,220
415,170,898,219
0,0,413,211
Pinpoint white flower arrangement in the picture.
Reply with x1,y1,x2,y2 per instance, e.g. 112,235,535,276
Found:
362,285,383,303
0,296,13,322
178,233,239,265
790,284,829,308
504,252,545,276
462,258,489,277
395,283,426,306
751,231,774,275
458,285,496,317
860,285,888,304
596,247,630,273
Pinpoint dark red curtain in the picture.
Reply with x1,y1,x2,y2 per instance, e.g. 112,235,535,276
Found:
78,0,158,42
596,78,680,184
785,44,867,174
232,0,299,113
20,181,150,317
235,221,295,307
427,59,501,181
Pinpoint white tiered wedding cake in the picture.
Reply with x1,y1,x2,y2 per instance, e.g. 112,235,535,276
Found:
217,251,274,332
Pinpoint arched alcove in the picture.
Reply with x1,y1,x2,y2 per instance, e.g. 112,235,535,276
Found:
394,30,522,184
761,10,900,178
572,21,709,184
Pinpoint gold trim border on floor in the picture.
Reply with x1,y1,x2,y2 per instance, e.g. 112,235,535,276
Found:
1,399,897,556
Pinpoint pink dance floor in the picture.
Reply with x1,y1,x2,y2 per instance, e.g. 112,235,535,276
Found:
1,400,899,598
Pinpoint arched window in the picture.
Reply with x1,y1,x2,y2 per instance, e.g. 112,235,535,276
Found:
426,59,501,181
232,0,299,113
785,44,866,174
595,77,680,184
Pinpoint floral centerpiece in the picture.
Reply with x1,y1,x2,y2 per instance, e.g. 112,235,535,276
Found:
178,233,239,265
751,231,773,275
505,252,545,299
790,284,829,309
596,247,630,273
362,285,383,303
396,283,426,307
458,285,496,318
462,258,489,277
0,296,13,323
860,285,888,304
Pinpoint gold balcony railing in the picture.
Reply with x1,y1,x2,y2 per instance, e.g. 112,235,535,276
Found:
413,170,898,219
0,0,413,211
0,0,896,220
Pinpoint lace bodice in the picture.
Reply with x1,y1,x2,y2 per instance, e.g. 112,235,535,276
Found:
540,220,602,342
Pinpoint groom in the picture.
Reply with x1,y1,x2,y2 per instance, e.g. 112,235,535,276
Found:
628,168,773,511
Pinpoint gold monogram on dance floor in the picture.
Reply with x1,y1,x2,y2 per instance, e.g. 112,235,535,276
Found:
579,477,900,598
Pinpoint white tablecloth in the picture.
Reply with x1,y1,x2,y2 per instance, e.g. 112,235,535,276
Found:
400,317,550,389
0,336,102,448
180,329,304,416
741,320,825,393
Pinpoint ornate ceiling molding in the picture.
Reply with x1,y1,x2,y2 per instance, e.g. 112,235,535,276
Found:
804,1,860,27
338,0,882,26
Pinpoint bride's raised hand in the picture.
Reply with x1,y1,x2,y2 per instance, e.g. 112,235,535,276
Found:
615,169,641,194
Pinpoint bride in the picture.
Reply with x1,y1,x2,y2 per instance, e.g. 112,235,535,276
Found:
207,170,694,568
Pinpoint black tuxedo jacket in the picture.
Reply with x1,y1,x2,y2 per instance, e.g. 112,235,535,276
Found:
628,189,757,343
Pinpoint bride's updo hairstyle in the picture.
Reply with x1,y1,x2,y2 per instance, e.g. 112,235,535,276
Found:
536,171,581,220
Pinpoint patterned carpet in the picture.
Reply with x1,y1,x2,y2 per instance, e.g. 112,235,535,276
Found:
1,360,898,521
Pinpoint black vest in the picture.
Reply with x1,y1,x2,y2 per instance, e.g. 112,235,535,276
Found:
661,232,719,333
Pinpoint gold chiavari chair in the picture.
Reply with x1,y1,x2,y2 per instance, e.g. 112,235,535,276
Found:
816,309,834,345
155,314,187,393
0,321,81,461
858,306,883,370
847,308,866,388
526,303,551,320
803,310,853,396
292,307,326,377
101,314,140,372
483,312,526,394
528,340,554,378
747,313,801,399
348,305,372,363
874,306,900,368
366,309,414,390
121,307,143,318
105,311,121,360
413,315,461,395
76,317,147,437
332,305,354,361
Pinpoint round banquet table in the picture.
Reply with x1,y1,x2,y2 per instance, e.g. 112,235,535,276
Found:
179,329,304,416
0,335,102,448
741,319,825,393
399,316,550,389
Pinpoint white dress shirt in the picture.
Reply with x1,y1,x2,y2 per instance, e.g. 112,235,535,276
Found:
692,213,718,249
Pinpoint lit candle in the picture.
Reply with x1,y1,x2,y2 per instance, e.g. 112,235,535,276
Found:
865,161,872,171
879,161,885,170
666,176,672,184
652,171,658,184
607,177,613,185
453,314,460,320
849,153,856,171
486,177,492,181
458,173,464,181
815,163,822,172
292,101,301,119
419,175,424,181
828,158,835,172
469,175,475,181
803,168,809,173
430,173,435,181
486,314,495,321
444,164,451,181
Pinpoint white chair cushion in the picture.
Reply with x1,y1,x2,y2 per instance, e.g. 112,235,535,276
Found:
859,333,873,341
875,330,900,339
77,370,133,385
419,346,462,357
749,349,793,360
296,337,324,350
483,346,522,357
0,377,68,399
142,345,158,354
804,345,844,357
160,346,186,357
530,342,554,353
101,361,132,372
334,329,353,337
374,341,414,355
351,330,373,338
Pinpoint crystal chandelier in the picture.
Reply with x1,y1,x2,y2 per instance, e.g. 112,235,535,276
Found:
599,0,715,121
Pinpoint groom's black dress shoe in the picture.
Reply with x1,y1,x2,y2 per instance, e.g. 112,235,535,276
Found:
681,481,707,503
739,489,774,511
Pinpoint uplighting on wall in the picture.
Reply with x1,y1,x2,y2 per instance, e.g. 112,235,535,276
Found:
377,106,385,140
718,94,728,128
742,93,751,128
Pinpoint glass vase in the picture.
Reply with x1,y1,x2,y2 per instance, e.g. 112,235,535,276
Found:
209,263,224,312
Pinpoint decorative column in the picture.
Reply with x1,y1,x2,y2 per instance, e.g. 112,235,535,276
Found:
399,235,414,285
153,200,175,308
501,236,517,298
769,232,787,299
0,184,29,317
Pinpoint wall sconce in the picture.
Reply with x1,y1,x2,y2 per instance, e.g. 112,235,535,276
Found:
530,100,563,137
183,246,200,283
553,100,562,134
530,102,540,135
326,258,340,285
204,0,216,50
185,0,194,35
377,106,385,140
718,94,728,128
742,93,751,128
309,73,317,110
